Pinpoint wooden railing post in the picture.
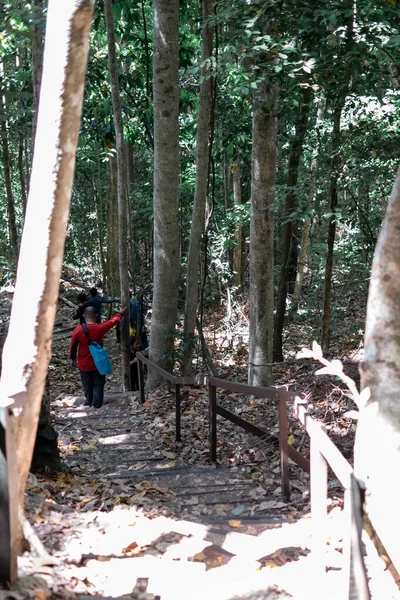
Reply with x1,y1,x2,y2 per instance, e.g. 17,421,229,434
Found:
0,408,18,584
138,360,145,404
310,429,328,575
208,382,217,463
343,475,371,600
278,393,290,500
175,383,181,442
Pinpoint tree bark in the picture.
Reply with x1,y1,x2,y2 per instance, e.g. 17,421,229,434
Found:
182,0,214,375
248,82,278,387
356,166,400,573
104,0,130,390
0,0,93,510
0,93,19,262
273,86,311,362
147,0,180,387
291,96,326,311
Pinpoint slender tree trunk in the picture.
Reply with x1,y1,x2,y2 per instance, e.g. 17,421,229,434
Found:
0,0,93,523
248,82,278,387
356,166,400,574
32,0,44,146
106,156,120,297
223,152,232,210
0,93,18,261
148,0,180,386
321,0,353,352
93,173,107,289
321,102,343,352
273,86,312,362
232,160,244,291
125,141,137,290
18,137,27,217
104,0,130,390
291,96,326,310
182,0,214,375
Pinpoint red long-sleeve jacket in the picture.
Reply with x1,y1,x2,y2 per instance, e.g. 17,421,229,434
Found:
70,313,122,371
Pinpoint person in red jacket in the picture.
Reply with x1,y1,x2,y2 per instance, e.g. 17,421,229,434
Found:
70,305,129,408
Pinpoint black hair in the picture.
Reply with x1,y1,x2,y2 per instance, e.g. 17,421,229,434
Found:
84,306,97,319
77,292,87,303
89,287,97,297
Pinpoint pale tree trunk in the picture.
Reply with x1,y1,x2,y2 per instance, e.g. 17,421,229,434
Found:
273,86,311,362
291,96,326,310
232,160,244,291
0,93,18,262
182,0,214,375
104,0,130,390
106,155,120,297
0,0,92,558
248,82,278,387
356,166,400,573
32,0,44,146
321,102,343,352
148,0,180,386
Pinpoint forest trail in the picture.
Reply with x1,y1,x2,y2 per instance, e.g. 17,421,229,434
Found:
20,391,357,600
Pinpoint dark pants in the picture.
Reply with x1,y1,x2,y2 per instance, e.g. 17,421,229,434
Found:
80,369,105,408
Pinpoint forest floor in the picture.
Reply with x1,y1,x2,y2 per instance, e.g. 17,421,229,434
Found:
0,285,399,599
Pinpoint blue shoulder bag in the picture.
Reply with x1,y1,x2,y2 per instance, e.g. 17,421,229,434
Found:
81,324,112,376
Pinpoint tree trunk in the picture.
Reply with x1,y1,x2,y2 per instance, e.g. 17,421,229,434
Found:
18,137,27,218
104,0,130,390
182,0,214,375
0,93,19,262
291,96,326,310
223,152,232,211
356,166,400,573
30,380,61,473
106,155,120,297
273,86,311,362
93,172,107,290
148,0,180,387
32,0,44,146
232,160,244,291
248,82,278,387
0,0,93,515
321,0,353,352
321,102,343,352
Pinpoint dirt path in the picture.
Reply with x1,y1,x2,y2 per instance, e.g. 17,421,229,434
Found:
18,391,360,600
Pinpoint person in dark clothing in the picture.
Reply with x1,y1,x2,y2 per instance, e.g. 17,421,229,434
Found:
116,293,141,343
72,292,90,324
70,305,129,408
88,287,117,323
129,330,149,391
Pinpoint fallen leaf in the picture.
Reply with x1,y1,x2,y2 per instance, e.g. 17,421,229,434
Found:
122,541,139,553
228,520,242,528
